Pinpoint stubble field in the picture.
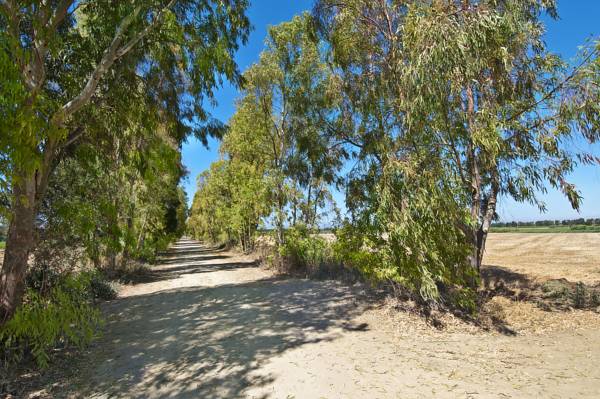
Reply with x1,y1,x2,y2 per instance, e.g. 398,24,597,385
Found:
484,232,600,284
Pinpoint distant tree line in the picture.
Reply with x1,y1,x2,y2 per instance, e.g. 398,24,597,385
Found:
493,218,600,227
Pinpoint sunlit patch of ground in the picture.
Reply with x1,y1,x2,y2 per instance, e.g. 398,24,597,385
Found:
6,235,600,398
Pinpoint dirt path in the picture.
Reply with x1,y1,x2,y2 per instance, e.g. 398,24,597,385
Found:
51,239,600,398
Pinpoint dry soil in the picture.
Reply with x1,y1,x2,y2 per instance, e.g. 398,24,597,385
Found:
11,236,597,398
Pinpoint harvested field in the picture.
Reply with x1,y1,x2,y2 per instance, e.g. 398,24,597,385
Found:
483,233,600,284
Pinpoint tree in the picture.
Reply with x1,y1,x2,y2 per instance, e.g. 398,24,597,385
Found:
0,0,250,322
189,13,345,251
231,12,344,244
316,0,599,301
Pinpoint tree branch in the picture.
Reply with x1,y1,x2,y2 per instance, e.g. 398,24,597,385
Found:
115,0,176,59
507,46,599,123
53,0,176,126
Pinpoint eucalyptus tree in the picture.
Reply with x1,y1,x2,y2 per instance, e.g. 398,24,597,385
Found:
37,52,192,268
229,12,344,244
314,0,404,224
317,0,600,301
38,131,188,271
0,0,250,322
188,13,346,251
397,0,600,278
188,160,239,246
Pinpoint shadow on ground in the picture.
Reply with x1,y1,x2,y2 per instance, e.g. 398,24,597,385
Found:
482,265,535,293
65,255,373,398
158,254,231,265
121,252,256,284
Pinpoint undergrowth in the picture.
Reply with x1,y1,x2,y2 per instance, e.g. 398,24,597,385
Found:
0,271,109,368
270,226,361,283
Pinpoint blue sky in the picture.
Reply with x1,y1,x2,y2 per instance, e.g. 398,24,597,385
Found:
182,0,600,222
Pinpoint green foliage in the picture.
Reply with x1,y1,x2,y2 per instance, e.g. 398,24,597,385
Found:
314,0,600,303
332,159,477,303
0,1,251,210
381,160,473,295
0,0,251,321
35,78,191,268
188,13,344,250
0,273,103,368
188,159,271,251
278,226,332,271
448,287,478,315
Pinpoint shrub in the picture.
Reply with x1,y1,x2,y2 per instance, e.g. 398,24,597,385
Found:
541,279,571,299
0,273,103,368
274,226,362,282
333,223,477,312
333,162,477,305
25,264,63,297
448,287,478,315
279,226,330,270
89,271,118,301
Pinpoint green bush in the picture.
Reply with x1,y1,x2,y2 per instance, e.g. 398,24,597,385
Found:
279,226,331,270
331,161,477,306
333,223,477,312
447,286,478,315
0,273,103,368
274,225,352,280
89,271,118,301
25,264,63,296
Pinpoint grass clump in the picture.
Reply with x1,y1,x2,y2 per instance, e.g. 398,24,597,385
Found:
279,226,331,271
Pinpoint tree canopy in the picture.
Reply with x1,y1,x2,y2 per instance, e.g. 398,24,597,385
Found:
190,0,600,305
0,0,250,321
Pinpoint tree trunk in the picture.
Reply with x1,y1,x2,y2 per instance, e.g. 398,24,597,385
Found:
136,217,147,253
276,183,285,246
0,173,37,323
313,187,321,227
304,184,312,225
475,171,500,273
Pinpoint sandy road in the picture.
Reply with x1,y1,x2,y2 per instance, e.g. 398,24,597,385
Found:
51,238,600,399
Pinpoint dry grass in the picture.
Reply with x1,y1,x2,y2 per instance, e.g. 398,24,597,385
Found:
483,233,600,284
483,296,600,334
478,233,600,335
